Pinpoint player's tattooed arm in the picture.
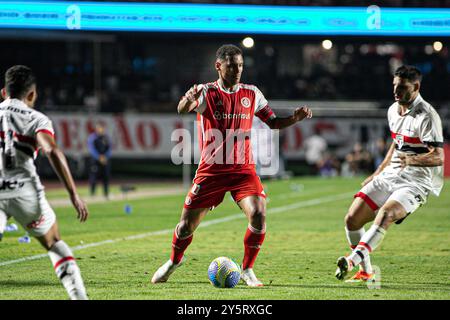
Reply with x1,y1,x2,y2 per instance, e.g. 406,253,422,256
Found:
266,106,312,129
362,141,396,186
178,84,203,114
396,145,444,168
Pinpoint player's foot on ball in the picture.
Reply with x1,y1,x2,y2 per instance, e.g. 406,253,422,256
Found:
345,270,375,283
335,256,352,281
151,257,185,284
241,268,263,287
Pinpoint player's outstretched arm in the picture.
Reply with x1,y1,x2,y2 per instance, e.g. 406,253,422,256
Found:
361,141,396,186
177,84,203,114
36,132,89,222
266,106,312,130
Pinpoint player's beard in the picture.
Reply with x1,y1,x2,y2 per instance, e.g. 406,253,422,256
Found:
395,92,412,105
396,92,413,106
224,74,240,87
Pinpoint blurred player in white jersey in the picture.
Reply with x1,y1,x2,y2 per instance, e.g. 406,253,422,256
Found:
0,65,89,299
335,65,445,282
0,210,9,240
152,44,312,287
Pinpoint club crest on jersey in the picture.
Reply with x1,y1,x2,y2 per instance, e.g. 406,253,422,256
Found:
241,97,251,108
394,134,404,149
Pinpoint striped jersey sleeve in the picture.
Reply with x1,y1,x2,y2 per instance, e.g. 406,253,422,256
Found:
253,86,275,123
194,84,209,114
32,112,55,138
419,113,444,147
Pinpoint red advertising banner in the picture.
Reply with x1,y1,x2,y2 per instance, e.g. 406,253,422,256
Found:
47,113,407,160
444,144,450,177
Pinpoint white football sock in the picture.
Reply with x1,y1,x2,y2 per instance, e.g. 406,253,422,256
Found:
348,224,385,268
48,240,88,300
345,226,373,273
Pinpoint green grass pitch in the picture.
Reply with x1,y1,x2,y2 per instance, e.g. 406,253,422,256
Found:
0,177,449,300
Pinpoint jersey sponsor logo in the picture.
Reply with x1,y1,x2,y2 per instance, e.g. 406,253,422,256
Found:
3,106,32,115
213,111,222,120
213,111,250,120
241,97,251,108
0,180,25,191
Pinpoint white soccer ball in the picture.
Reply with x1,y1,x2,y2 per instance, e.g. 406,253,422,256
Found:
207,256,241,288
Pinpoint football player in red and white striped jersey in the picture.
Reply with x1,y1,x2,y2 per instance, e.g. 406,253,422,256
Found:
152,44,312,287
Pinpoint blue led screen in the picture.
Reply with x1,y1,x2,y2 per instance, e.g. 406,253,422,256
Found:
0,2,449,36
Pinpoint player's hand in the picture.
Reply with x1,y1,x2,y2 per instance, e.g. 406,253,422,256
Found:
185,84,203,103
70,193,89,222
391,154,410,169
292,106,312,122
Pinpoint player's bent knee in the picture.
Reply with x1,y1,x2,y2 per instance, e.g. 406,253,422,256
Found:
177,220,196,238
345,212,362,230
36,223,61,250
248,209,265,229
39,234,61,251
249,208,265,220
376,209,397,228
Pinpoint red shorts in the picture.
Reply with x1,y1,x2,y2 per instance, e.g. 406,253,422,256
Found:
184,174,266,210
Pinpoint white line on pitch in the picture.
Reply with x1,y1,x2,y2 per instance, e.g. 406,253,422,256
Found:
0,191,353,267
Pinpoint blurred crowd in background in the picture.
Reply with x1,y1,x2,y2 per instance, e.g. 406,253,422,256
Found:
2,37,448,115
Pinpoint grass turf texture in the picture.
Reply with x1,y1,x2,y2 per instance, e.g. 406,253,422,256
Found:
0,177,449,300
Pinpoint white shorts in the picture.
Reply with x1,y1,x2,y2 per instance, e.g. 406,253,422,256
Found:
356,173,428,215
0,185,56,237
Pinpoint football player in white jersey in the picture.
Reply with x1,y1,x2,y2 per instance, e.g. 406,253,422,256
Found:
335,65,445,282
0,211,8,240
0,65,89,299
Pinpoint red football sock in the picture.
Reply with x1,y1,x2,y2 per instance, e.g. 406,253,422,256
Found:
242,225,266,270
170,227,193,264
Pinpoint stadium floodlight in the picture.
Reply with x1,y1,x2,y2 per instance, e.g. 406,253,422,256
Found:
433,41,443,52
322,39,333,50
242,37,255,49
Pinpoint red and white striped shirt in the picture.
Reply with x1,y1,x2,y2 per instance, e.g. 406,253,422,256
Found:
384,94,444,196
194,80,275,176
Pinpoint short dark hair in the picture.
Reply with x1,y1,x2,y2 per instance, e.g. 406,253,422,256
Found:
216,44,242,61
394,65,422,83
4,65,36,99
